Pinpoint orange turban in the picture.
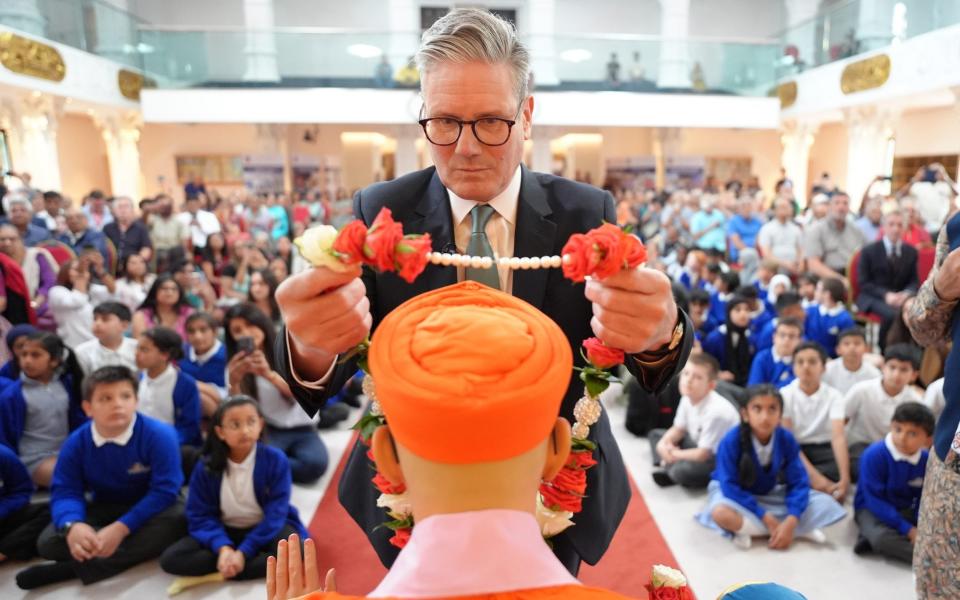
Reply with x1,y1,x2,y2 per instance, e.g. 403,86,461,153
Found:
368,281,573,464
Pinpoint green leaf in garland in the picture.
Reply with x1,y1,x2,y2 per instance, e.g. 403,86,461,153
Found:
353,413,385,443
374,516,414,532
581,371,610,398
572,437,597,452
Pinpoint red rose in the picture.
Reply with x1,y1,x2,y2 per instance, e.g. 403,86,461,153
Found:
394,234,432,283
566,449,598,471
561,233,592,282
332,220,368,264
583,337,625,369
389,526,411,549
539,481,583,513
620,233,647,269
372,472,406,495
649,587,680,600
363,208,404,272
678,587,695,600
585,223,625,280
551,465,588,495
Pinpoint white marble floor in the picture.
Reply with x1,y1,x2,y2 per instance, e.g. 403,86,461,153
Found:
0,398,917,599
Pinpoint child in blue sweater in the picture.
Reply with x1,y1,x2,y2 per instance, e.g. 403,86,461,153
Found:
0,323,37,381
180,312,228,418
16,366,186,589
160,396,307,580
0,443,49,562
697,385,846,550
136,326,203,478
748,318,801,389
755,292,806,354
853,402,933,564
804,277,854,359
708,271,741,327
703,296,755,387
0,332,86,488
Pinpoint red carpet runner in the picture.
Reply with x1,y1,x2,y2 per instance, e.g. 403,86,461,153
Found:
308,436,685,598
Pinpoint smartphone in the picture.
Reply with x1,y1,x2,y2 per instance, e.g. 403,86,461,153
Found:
924,168,938,183
236,336,255,354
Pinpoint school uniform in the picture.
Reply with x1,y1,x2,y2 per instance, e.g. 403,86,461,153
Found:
0,444,49,560
0,374,85,475
36,413,186,585
696,425,846,538
138,365,203,448
678,270,706,292
74,337,139,376
747,348,796,389
804,304,855,359
853,434,928,563
749,306,775,339
823,358,881,396
702,325,754,387
160,443,307,580
782,380,846,481
648,391,740,488
708,292,732,328
0,360,16,380
844,379,922,481
179,340,228,397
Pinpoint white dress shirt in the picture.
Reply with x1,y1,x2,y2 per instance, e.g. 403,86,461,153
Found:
75,337,139,376
138,364,178,426
220,446,264,529
844,378,922,446
92,413,137,447
823,358,881,396
782,380,845,445
176,209,221,248
673,390,740,453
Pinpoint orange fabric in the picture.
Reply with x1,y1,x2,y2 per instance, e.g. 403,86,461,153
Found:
299,584,635,600
368,281,573,464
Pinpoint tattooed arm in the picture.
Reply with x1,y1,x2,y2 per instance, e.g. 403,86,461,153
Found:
906,221,959,346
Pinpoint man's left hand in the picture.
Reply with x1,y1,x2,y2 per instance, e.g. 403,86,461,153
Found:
584,268,677,355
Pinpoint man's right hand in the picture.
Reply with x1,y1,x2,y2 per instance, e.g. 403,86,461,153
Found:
276,264,371,381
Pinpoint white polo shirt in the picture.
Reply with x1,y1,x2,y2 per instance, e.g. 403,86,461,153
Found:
823,358,881,396
673,390,740,453
844,378,921,446
782,380,845,445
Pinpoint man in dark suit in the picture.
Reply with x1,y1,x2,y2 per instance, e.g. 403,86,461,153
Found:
273,8,693,575
857,209,919,348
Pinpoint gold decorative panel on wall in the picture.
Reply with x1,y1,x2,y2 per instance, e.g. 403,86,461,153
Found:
0,32,66,82
841,54,890,94
778,81,797,109
118,69,154,101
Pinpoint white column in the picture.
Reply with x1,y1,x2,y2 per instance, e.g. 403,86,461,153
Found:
780,119,817,207
783,0,820,71
243,0,280,82
0,0,44,37
657,0,690,88
652,127,682,190
844,105,898,211
92,110,143,199
529,126,554,174
394,124,419,177
527,0,558,86
388,0,419,79
17,93,62,192
856,0,898,53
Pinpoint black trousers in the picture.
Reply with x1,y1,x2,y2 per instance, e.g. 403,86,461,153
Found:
801,442,841,482
0,503,50,560
160,523,298,580
849,442,871,483
36,500,186,585
856,508,915,564
648,430,715,489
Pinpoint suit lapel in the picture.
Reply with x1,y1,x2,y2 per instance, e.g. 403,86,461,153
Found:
405,169,457,295
512,166,557,310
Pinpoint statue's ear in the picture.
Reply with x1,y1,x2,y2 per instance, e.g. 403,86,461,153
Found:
371,425,405,486
542,417,572,481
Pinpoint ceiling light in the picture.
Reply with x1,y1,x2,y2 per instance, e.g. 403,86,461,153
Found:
347,44,383,59
560,49,592,63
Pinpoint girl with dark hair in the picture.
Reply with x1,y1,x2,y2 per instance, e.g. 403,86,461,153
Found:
696,384,845,550
702,296,755,386
131,274,194,338
0,331,86,487
224,303,327,483
135,326,203,454
114,253,156,313
48,258,112,348
159,396,307,581
247,269,281,327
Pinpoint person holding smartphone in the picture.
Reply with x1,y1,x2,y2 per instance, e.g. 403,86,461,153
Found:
900,163,958,241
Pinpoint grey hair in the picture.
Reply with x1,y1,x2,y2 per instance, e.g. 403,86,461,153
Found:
416,8,529,103
2,192,32,214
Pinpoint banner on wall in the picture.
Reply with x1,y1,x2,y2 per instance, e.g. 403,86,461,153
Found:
175,155,243,184
242,155,284,194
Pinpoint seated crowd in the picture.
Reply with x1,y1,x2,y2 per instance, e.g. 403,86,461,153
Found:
0,163,951,589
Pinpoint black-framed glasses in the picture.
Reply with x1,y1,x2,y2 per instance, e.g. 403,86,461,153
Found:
418,102,523,147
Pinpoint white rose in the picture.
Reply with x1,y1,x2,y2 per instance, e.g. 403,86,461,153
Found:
376,492,412,519
651,564,687,588
535,493,575,538
294,225,352,273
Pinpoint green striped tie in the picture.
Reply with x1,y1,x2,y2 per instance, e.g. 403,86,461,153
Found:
464,204,501,290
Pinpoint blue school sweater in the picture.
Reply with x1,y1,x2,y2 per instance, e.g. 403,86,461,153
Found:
702,326,755,373
712,425,810,520
179,342,227,392
0,359,16,380
51,413,182,532
679,270,706,291
0,376,86,454
187,443,308,558
708,291,732,327
747,348,796,389
0,443,32,519
139,370,203,448
854,437,927,535
805,305,854,358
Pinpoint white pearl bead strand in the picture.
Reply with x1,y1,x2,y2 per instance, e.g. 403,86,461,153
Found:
426,252,567,270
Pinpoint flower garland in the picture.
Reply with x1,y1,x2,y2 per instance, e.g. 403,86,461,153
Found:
647,565,695,600
296,208,646,547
